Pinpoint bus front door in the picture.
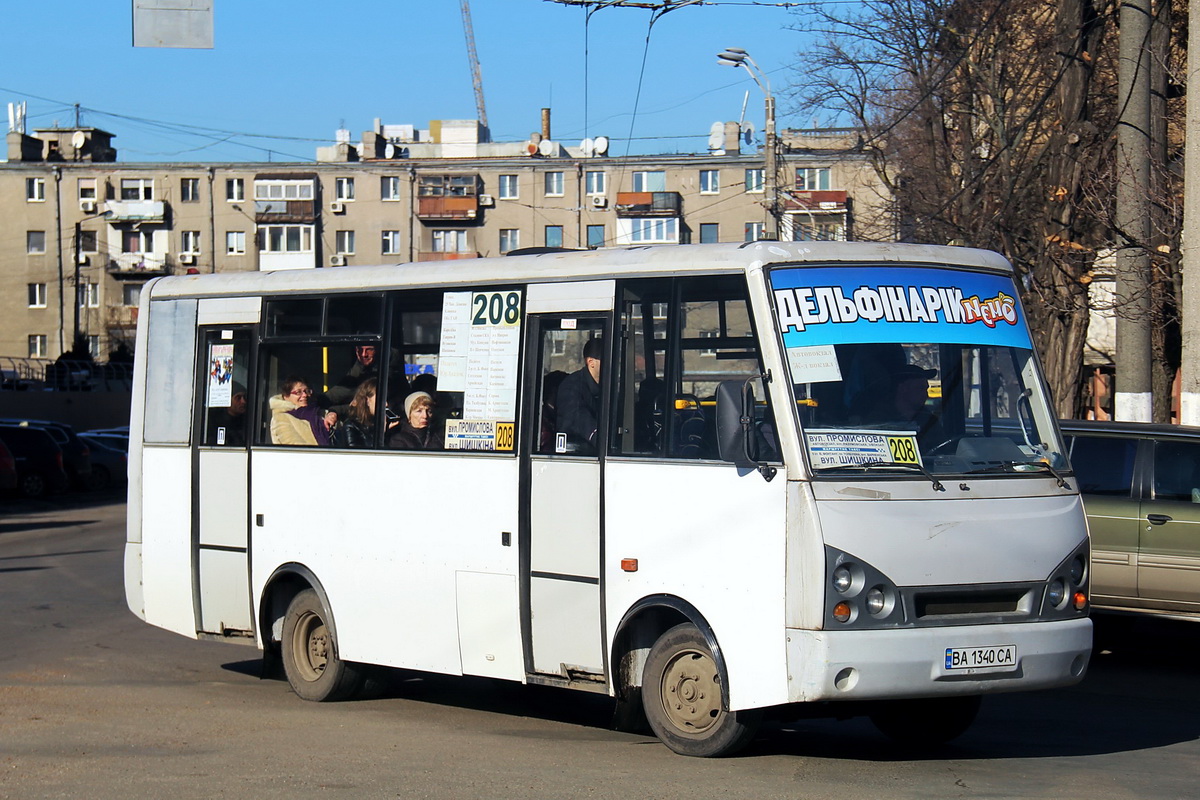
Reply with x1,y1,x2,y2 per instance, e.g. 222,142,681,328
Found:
193,326,255,637
523,313,608,680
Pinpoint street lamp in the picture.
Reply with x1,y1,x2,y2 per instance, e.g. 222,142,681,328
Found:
718,47,778,240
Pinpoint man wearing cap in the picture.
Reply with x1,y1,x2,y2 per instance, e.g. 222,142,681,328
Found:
888,364,943,446
556,337,603,453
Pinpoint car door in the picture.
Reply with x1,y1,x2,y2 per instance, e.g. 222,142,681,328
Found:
1068,433,1140,604
1139,437,1200,610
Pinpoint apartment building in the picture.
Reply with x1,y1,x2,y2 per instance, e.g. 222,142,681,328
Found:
1,117,888,361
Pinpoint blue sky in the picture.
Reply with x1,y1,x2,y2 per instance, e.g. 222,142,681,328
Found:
2,1,821,163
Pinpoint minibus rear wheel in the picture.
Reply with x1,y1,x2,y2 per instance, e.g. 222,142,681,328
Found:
642,623,761,757
281,588,364,702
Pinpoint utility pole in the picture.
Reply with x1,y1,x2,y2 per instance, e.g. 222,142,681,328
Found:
1114,0,1153,421
1181,0,1200,425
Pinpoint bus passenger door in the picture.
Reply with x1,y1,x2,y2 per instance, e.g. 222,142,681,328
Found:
522,311,609,679
194,326,255,636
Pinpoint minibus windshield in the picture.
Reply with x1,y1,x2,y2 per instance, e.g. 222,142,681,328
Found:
769,264,1067,478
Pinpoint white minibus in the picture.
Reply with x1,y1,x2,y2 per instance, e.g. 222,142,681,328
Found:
125,241,1091,756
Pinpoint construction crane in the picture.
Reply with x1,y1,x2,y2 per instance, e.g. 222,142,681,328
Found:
460,0,488,129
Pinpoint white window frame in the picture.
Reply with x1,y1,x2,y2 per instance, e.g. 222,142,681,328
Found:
87,335,100,358
226,178,245,202
122,285,142,307
381,230,402,255
545,225,564,248
745,221,765,242
699,330,719,356
259,225,314,254
78,178,97,201
28,283,47,309
28,334,48,359
498,174,519,200
796,167,831,191
543,172,564,197
122,230,153,254
628,218,677,244
181,177,200,202
585,171,606,196
26,177,46,202
336,177,356,202
632,171,666,192
499,228,520,254
226,231,246,255
699,170,720,195
744,168,764,193
254,180,314,201
381,176,401,201
335,230,356,255
120,178,154,201
78,282,100,309
181,230,202,254
431,230,469,253
27,231,46,254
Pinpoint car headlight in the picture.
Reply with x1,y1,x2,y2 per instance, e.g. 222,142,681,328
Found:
833,565,853,593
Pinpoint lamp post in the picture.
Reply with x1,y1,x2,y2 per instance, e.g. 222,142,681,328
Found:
718,47,778,240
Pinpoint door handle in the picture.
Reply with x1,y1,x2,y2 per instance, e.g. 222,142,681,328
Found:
1146,513,1172,526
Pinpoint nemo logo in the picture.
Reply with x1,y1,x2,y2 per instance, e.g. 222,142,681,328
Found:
960,292,1018,327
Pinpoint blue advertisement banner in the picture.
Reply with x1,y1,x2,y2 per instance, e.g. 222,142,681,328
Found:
770,266,1032,349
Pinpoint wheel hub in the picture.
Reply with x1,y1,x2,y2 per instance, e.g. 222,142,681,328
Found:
660,650,722,733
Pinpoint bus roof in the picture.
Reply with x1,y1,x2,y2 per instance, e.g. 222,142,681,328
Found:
146,241,1013,300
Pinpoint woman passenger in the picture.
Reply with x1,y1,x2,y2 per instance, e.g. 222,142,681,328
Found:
387,391,442,450
333,378,377,448
270,376,334,446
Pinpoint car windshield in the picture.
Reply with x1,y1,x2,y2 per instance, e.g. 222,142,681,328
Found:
769,263,1066,478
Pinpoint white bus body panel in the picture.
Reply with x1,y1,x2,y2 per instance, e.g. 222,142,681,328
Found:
140,445,196,637
250,450,522,680
604,460,789,711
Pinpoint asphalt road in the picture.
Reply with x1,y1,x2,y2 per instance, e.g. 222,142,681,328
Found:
1,497,1198,799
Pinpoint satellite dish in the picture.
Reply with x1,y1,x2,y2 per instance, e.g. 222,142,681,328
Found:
538,139,555,157
526,142,540,156
708,122,724,151
581,138,594,157
71,130,86,149
593,136,608,155
741,121,756,145
385,143,396,158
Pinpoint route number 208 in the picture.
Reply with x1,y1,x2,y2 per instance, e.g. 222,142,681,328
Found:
472,291,521,326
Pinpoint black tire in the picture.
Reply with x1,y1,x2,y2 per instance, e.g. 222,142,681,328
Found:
642,623,761,757
280,588,364,702
869,695,981,746
19,472,47,499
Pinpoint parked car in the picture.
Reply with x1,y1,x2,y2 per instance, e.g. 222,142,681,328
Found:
1061,419,1200,621
0,424,70,498
77,434,128,490
80,429,129,453
0,418,91,488
0,438,17,492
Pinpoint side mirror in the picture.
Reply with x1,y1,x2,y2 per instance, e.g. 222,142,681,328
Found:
716,379,754,465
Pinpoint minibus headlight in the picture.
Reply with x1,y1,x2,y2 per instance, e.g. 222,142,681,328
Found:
832,566,853,594
1069,556,1086,585
1046,580,1065,608
865,587,887,616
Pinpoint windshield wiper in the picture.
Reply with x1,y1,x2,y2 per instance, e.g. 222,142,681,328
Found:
964,461,1071,489
816,460,945,492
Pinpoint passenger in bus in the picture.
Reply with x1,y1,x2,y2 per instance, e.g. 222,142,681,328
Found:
270,376,335,446
206,382,248,446
332,378,377,448
556,337,603,453
874,364,944,447
321,344,407,420
387,391,442,450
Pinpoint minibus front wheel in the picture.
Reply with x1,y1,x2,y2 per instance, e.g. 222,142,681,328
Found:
642,623,761,757
281,588,364,702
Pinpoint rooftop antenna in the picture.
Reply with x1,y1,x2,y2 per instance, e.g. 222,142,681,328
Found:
738,90,749,127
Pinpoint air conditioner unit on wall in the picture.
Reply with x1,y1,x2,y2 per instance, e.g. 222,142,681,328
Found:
591,195,608,209
179,253,196,266
80,200,97,213
330,255,346,266
329,202,345,213
478,194,495,207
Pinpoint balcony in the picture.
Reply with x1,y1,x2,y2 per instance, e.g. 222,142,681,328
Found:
417,195,479,221
417,251,480,262
107,305,139,329
107,252,172,279
784,190,849,212
255,199,317,223
105,199,167,223
614,192,681,217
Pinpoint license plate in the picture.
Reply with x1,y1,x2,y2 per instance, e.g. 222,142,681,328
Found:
944,644,1017,670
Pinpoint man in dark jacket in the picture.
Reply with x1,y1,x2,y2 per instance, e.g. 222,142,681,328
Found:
556,337,602,453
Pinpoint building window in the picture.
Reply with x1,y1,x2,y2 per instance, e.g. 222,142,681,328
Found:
181,230,201,254
545,225,564,248
27,231,46,254
629,219,677,243
226,178,245,202
632,171,666,192
28,335,48,359
745,169,764,193
226,231,246,255
544,172,564,197
254,180,313,200
381,176,401,201
700,223,719,244
431,230,469,253
259,225,313,253
796,168,831,191
587,225,605,249
26,177,46,202
181,178,200,202
78,282,100,309
27,283,47,309
699,170,720,194
78,229,97,253
745,221,764,242
78,178,97,200
586,171,606,195
335,177,356,201
123,230,153,253
335,230,356,255
87,335,100,358
792,220,845,242
498,174,519,200
120,178,154,201
381,230,402,255
499,229,520,254
122,285,142,306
